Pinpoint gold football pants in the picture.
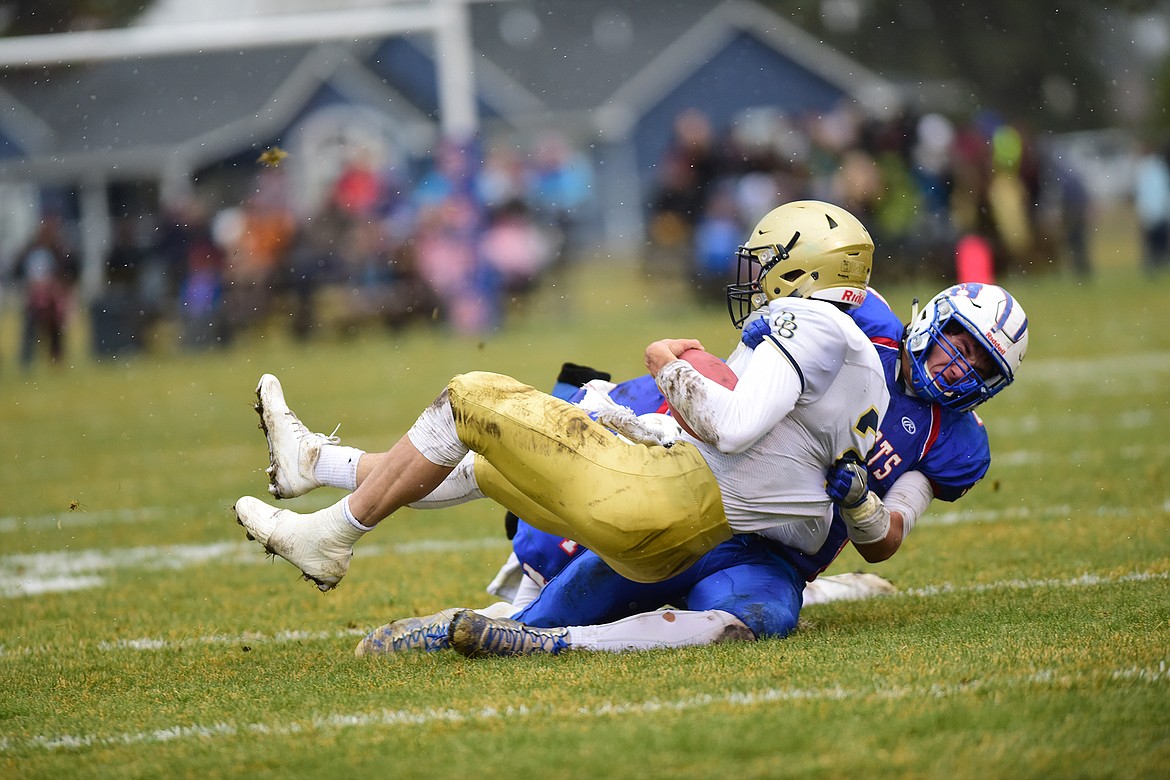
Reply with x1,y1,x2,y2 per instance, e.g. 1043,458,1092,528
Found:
448,371,732,583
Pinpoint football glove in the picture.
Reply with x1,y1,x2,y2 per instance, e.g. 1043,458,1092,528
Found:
575,379,619,414
741,317,770,349
827,457,891,545
579,380,680,447
826,457,869,508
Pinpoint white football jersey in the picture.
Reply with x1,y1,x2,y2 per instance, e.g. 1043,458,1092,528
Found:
656,297,889,553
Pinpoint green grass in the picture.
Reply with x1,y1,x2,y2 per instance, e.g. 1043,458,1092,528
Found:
2,239,1168,779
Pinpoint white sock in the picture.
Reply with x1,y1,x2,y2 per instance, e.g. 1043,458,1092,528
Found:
566,609,753,652
340,495,375,533
315,444,365,491
509,574,544,612
473,601,518,619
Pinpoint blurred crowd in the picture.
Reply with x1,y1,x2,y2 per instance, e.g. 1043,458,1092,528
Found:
645,104,1096,304
1,100,1144,369
75,132,593,357
0,132,593,367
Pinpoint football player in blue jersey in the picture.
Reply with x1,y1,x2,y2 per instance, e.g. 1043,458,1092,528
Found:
387,281,1029,657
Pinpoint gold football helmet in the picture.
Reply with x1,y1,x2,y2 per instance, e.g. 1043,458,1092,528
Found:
726,200,874,327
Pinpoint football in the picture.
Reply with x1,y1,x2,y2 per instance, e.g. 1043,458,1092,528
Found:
667,348,738,439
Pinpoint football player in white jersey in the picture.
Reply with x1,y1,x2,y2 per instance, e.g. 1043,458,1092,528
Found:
233,201,889,593
357,281,1028,657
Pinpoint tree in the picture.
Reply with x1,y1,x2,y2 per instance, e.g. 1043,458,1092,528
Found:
762,0,1112,131
1,0,143,35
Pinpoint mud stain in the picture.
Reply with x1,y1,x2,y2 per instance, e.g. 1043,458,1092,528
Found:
658,365,720,443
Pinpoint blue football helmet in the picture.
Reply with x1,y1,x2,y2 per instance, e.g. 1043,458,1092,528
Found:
904,283,1029,412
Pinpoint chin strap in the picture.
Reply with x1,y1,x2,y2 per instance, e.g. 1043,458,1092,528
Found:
899,297,921,390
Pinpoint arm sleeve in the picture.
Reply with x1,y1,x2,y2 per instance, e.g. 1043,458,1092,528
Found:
881,470,934,538
724,341,753,375
655,305,851,453
656,349,803,453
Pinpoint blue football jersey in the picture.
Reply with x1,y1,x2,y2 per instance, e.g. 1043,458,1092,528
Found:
775,289,991,580
847,288,991,500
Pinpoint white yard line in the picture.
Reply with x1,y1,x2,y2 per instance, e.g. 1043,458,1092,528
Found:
1,567,1164,660
1024,351,1170,383
897,569,1170,597
3,498,1166,599
0,504,210,533
2,659,1165,754
0,537,510,599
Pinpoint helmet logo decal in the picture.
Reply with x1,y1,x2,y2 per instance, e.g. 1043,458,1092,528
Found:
994,291,1028,341
1005,315,1028,342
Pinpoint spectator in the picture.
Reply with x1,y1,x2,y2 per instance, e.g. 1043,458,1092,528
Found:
409,140,495,333
176,199,228,350
526,131,594,265
986,123,1034,273
691,184,742,304
412,197,487,333
479,199,554,316
646,109,723,269
220,169,297,340
1133,140,1170,275
475,142,527,212
1045,155,1092,278
91,215,149,357
331,155,385,219
282,205,346,341
13,215,77,369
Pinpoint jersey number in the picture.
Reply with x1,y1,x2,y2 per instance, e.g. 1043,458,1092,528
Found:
837,407,883,465
867,432,902,481
854,407,880,438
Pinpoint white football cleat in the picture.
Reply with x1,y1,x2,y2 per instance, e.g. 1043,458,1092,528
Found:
254,373,339,499
233,496,363,592
802,572,897,607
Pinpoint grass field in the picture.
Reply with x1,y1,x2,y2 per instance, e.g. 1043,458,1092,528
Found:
2,237,1168,778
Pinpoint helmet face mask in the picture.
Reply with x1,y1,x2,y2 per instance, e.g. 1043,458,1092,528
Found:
726,200,874,328
904,283,1029,412
727,244,789,326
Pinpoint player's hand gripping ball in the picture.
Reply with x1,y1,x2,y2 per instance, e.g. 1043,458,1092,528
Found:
667,348,738,439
